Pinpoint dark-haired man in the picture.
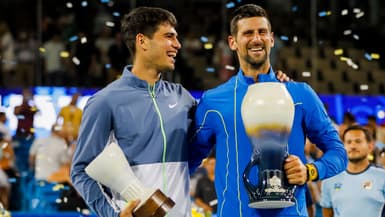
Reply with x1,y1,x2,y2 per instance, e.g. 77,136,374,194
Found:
191,4,347,217
321,125,385,217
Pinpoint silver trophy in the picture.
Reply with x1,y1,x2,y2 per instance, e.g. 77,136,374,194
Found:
241,82,296,209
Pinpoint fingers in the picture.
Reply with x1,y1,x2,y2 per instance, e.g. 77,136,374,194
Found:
276,70,292,82
119,199,140,217
284,155,307,185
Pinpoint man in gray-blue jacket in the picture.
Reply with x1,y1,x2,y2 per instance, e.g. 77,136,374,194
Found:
71,7,195,217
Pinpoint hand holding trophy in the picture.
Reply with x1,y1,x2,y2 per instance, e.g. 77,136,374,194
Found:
241,82,296,209
85,142,175,217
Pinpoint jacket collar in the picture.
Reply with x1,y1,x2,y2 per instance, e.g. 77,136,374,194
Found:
121,65,163,91
236,66,278,86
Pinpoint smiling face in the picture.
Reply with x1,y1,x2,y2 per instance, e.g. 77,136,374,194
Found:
228,16,274,73
142,23,181,73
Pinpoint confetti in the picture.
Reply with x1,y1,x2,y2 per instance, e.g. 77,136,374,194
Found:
334,49,344,55
343,29,352,35
341,9,348,16
105,63,111,69
280,35,289,41
359,84,369,91
340,56,349,62
69,35,79,42
200,36,208,43
353,34,359,40
112,12,120,17
81,36,87,44
206,67,215,73
353,8,361,14
225,65,235,71
226,2,235,9
81,1,88,7
39,47,46,52
293,36,298,43
355,12,364,19
72,57,80,65
100,0,109,3
318,11,331,17
302,71,311,77
60,51,70,58
204,43,213,49
105,21,115,27
291,6,298,12
66,2,73,8
371,53,380,59
364,53,372,61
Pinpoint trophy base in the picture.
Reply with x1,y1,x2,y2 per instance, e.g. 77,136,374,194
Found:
133,189,175,217
249,200,295,209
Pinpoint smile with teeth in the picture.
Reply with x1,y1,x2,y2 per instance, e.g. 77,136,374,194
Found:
249,47,263,52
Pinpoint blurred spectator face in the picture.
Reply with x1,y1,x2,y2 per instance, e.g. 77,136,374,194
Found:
379,150,385,167
204,157,216,175
343,129,374,163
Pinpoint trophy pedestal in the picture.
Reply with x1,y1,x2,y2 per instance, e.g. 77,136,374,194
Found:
133,189,175,217
249,200,295,209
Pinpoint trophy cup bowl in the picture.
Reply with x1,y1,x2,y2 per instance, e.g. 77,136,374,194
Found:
241,82,295,209
85,142,175,217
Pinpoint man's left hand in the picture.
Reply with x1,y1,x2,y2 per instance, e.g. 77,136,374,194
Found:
283,155,307,185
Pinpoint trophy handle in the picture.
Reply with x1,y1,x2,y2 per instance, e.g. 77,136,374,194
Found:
243,157,259,200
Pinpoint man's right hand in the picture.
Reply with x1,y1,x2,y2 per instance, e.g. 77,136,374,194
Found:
119,200,140,217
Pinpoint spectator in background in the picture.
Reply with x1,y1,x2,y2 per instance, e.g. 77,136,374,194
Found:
56,92,82,144
14,30,37,87
70,31,97,87
0,20,16,88
0,111,13,209
379,148,385,168
320,125,385,217
107,31,131,83
0,169,10,209
0,111,17,211
338,112,357,138
0,111,15,176
42,29,66,86
13,88,38,173
29,124,71,181
194,154,217,216
95,26,114,79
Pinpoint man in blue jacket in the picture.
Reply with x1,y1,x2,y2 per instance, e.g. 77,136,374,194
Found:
191,4,348,217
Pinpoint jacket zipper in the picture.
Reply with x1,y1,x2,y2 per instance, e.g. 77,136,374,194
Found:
148,83,168,194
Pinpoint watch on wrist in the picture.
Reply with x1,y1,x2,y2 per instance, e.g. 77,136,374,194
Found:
305,163,318,181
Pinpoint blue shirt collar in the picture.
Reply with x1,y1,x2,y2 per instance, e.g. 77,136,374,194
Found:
236,66,278,86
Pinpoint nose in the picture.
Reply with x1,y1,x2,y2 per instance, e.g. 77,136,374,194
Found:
173,38,182,49
251,33,262,42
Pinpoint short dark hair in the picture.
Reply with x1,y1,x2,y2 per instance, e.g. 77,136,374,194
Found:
121,7,177,56
342,125,373,143
229,4,271,36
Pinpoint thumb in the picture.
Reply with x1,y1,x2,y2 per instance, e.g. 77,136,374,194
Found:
127,199,140,210
120,200,140,217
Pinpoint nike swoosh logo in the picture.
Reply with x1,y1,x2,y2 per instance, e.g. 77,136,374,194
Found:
168,103,178,108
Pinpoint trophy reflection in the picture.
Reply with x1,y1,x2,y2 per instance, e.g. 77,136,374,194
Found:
85,142,175,217
241,82,295,209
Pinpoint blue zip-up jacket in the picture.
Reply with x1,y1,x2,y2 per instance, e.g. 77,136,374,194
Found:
71,66,196,217
191,68,347,217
